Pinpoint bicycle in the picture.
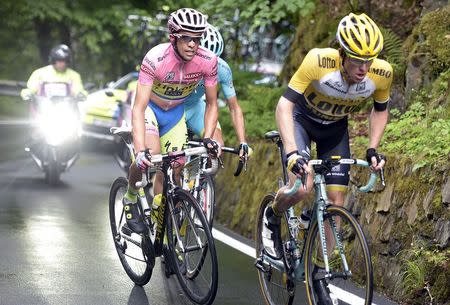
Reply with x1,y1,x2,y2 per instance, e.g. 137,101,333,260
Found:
182,138,246,227
109,125,218,305
255,130,385,305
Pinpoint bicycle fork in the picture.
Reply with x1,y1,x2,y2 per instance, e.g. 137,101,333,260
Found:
315,194,351,280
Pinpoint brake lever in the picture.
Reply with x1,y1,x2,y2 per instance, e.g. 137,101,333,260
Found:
379,168,386,188
217,155,224,168
301,172,308,191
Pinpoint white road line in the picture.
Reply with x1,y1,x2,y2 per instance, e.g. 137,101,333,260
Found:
212,228,256,258
0,119,31,125
212,227,378,305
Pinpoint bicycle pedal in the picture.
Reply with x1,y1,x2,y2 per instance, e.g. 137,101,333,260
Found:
121,224,133,237
254,257,270,273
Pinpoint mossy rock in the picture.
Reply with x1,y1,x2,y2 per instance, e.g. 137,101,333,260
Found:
417,5,450,74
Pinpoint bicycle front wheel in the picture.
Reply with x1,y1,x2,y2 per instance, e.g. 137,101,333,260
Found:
255,193,294,305
109,177,154,286
304,205,373,305
166,188,218,305
198,174,215,227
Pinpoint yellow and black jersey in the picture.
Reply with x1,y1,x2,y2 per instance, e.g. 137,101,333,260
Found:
284,48,393,123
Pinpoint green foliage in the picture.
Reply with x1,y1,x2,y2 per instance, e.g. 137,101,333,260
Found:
382,100,449,170
417,6,450,74
220,84,284,145
200,0,315,31
395,241,450,303
380,27,406,81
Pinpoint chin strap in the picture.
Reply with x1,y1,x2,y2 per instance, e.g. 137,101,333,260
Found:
339,54,351,83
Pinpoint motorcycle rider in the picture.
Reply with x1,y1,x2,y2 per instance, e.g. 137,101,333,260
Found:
20,44,86,157
21,44,86,103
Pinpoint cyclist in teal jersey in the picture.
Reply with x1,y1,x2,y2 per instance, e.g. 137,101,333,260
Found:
184,23,251,160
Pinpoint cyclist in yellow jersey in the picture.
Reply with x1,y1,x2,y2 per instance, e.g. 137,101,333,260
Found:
21,44,86,101
262,13,391,304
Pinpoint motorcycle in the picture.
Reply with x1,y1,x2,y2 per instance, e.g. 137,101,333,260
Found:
25,82,82,185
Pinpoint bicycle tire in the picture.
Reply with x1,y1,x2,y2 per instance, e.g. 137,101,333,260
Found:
166,188,218,305
304,205,373,305
109,177,154,286
199,174,215,227
183,174,216,279
255,193,294,305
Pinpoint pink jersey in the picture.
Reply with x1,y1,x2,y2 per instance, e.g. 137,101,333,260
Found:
138,43,218,108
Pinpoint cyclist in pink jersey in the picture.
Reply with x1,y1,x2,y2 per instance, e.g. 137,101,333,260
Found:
122,8,220,234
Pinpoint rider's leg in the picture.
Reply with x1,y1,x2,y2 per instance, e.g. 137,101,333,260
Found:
213,123,224,147
122,107,160,234
185,100,205,138
263,108,313,258
319,127,350,252
157,106,189,187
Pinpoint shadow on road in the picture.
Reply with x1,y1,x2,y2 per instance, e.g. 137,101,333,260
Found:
127,285,150,305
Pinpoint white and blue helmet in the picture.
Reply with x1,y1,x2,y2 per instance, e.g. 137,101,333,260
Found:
201,23,224,57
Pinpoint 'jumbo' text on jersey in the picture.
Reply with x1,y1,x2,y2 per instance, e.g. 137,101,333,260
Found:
138,43,218,109
287,48,393,123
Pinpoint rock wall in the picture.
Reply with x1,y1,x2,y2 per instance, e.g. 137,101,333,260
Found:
215,142,449,303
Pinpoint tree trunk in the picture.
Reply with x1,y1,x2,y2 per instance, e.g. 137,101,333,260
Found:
33,18,53,65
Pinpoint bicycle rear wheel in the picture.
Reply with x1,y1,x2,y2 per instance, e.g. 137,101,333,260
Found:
304,205,373,305
109,177,154,286
255,193,294,305
166,188,218,305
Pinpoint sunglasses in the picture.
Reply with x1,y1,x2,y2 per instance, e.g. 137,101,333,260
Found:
345,52,375,66
172,33,202,44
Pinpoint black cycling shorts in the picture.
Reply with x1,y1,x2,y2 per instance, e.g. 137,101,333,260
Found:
291,104,350,191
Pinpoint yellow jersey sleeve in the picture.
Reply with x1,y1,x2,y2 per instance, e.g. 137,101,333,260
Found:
67,69,87,96
288,49,322,94
370,59,393,103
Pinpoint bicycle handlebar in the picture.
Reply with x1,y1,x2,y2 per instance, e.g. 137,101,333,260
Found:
283,158,381,196
187,141,245,176
135,146,207,188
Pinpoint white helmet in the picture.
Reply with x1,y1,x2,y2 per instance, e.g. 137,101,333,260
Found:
201,24,224,56
167,8,207,35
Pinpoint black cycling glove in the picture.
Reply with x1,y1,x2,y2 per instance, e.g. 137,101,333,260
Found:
203,138,220,157
286,151,307,176
366,148,387,166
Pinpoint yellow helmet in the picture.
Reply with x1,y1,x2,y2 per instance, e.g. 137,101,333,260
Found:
336,13,383,59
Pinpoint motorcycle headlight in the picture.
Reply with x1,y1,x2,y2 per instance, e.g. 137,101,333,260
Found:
38,103,79,145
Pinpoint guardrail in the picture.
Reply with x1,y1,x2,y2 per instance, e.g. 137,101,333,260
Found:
0,80,26,97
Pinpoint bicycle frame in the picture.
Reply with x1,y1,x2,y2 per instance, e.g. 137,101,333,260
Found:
259,133,377,283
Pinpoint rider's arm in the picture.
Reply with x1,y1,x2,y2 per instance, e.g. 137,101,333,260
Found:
368,107,388,150
70,70,87,97
277,49,318,154
133,53,156,153
20,69,41,99
226,96,246,143
203,56,219,139
276,96,297,154
132,83,152,152
219,59,246,143
369,61,393,165
204,85,219,139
